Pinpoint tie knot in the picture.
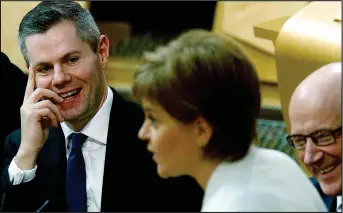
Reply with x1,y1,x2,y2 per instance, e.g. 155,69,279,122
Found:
70,133,87,150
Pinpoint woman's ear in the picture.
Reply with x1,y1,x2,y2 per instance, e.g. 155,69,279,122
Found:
98,35,110,70
194,116,212,148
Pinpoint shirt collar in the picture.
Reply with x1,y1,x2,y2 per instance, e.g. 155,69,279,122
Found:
61,86,113,144
337,196,342,210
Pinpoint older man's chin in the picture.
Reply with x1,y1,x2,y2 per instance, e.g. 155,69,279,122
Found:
320,182,342,196
318,169,342,196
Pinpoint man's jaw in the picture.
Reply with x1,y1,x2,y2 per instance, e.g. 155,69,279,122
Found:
312,159,341,180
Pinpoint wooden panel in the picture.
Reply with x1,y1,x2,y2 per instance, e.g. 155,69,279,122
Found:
237,41,278,84
97,22,131,48
212,1,308,55
212,2,308,85
105,57,281,108
253,16,290,44
260,84,280,108
105,57,141,88
275,1,341,132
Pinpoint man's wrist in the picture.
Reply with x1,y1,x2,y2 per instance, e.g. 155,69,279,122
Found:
15,147,39,170
9,157,37,185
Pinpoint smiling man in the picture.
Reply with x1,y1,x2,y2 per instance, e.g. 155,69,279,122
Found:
0,1,203,212
288,62,342,212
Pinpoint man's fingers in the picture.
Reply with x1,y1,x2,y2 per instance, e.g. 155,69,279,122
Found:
28,88,64,104
37,108,59,127
23,67,64,105
42,116,59,128
24,66,35,101
35,100,64,122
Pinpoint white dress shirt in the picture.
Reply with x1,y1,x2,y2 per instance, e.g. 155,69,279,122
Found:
8,86,113,212
201,145,328,212
337,196,342,212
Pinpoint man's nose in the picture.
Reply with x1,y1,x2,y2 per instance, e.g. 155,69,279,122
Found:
52,65,71,86
303,138,323,165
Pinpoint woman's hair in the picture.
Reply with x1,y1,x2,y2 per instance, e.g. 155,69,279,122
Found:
132,29,261,162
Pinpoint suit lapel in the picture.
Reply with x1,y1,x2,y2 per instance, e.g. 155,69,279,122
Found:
36,126,67,211
324,196,336,212
100,88,148,211
100,90,120,212
101,88,130,211
38,127,66,167
310,177,337,212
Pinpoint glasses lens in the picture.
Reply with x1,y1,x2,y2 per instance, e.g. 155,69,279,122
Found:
289,136,306,149
312,131,335,146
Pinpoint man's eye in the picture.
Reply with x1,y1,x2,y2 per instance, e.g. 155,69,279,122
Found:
293,137,306,144
316,136,334,143
37,66,51,73
67,57,79,65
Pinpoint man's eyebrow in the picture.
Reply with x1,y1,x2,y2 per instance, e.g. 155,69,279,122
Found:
291,127,340,136
32,61,50,68
31,50,82,67
61,50,81,60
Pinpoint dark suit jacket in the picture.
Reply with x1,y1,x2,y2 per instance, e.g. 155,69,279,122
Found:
0,88,203,212
310,177,336,212
0,52,28,177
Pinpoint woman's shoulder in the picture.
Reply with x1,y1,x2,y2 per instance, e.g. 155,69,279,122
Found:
252,146,301,170
203,185,326,212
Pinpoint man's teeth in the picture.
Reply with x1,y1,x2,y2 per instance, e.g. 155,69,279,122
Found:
60,90,78,98
319,165,335,174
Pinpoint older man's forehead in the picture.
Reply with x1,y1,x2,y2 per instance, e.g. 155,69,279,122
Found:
290,106,341,134
289,66,341,128
292,63,341,96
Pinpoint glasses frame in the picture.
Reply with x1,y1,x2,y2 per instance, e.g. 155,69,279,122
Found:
287,126,342,150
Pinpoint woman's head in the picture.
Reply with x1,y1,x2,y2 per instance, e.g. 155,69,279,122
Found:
133,29,261,177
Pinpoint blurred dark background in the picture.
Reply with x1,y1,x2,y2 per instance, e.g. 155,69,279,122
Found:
90,1,217,36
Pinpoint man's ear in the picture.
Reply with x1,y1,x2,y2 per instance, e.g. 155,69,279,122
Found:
98,35,110,70
194,116,213,148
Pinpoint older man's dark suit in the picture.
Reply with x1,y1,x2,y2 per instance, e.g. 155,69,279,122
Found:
310,177,336,212
0,88,203,212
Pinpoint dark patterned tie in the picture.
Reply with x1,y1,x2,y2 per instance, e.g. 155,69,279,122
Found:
66,133,88,212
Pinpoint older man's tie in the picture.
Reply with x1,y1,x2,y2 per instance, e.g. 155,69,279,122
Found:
66,133,88,212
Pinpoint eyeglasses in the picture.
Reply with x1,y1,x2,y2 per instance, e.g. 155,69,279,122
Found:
287,126,342,150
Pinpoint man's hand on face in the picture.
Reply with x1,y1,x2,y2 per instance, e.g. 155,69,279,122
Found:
15,67,64,169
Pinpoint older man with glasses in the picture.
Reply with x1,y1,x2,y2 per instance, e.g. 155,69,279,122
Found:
288,62,342,212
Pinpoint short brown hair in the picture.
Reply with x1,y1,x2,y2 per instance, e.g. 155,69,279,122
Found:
132,29,261,162
18,1,100,65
